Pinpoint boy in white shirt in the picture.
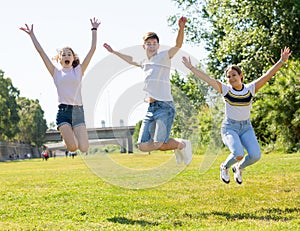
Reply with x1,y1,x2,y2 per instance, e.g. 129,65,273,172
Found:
103,17,192,165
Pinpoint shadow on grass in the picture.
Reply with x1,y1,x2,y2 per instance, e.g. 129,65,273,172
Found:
107,216,160,227
107,207,299,227
209,207,299,221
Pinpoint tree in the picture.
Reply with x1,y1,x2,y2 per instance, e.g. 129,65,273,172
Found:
0,70,20,140
17,97,48,146
169,0,300,82
252,61,300,152
171,70,209,139
132,120,142,145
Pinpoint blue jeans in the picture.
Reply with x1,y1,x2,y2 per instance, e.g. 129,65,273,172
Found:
56,104,86,129
138,101,175,143
221,117,261,169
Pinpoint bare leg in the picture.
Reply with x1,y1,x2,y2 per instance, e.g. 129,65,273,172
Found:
59,124,78,152
73,125,89,152
159,138,185,151
138,138,185,152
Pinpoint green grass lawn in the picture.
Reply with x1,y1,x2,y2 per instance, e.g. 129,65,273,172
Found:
0,151,299,230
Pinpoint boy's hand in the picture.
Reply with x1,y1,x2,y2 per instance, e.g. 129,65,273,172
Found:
178,16,187,27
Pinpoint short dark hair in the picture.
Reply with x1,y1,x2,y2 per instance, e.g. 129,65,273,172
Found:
143,32,159,43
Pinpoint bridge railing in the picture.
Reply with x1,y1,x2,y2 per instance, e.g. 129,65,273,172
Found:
45,126,136,153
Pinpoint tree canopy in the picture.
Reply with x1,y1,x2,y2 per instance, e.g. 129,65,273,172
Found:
0,69,47,146
169,0,300,81
17,97,47,146
0,70,20,140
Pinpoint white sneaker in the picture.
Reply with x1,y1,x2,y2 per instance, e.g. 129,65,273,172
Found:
174,149,183,164
181,140,192,165
232,163,243,184
220,163,230,184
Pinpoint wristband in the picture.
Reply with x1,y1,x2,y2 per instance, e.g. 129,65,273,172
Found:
279,59,285,64
91,28,97,31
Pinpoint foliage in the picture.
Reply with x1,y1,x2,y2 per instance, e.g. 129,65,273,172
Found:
171,70,208,138
195,95,224,149
132,120,142,145
169,0,300,82
48,122,56,130
0,153,299,230
0,69,47,146
17,97,48,146
252,60,300,152
0,70,20,140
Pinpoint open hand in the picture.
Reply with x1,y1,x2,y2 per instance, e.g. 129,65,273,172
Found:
19,24,33,35
90,17,101,29
182,56,193,69
281,47,292,62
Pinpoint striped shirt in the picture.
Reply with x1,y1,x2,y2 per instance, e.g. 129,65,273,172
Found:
221,82,256,121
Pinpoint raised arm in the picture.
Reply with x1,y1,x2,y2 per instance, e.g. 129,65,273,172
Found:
81,17,101,74
254,47,292,92
20,24,55,76
182,56,222,93
168,16,187,59
103,43,141,67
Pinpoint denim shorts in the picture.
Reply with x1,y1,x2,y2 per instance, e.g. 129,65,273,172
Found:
137,101,175,143
56,104,86,129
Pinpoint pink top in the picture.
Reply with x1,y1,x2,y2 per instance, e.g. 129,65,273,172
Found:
53,65,83,105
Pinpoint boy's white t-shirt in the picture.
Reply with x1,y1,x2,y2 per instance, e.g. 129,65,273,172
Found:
140,50,173,101
221,82,256,121
53,65,83,105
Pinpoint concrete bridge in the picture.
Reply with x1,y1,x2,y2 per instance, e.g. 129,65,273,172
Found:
45,126,135,153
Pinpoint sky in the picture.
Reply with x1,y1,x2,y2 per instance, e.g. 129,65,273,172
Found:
1,0,207,128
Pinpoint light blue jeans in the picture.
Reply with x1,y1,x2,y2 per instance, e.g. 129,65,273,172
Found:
221,117,261,169
137,101,175,144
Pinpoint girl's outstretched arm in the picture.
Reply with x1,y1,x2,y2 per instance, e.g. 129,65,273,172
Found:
254,47,292,92
81,17,101,74
182,56,222,93
20,24,55,77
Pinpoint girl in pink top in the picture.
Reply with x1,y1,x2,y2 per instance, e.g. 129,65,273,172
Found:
20,18,100,153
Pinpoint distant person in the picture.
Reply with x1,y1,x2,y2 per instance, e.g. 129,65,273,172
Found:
20,18,101,153
103,17,192,165
43,150,49,161
65,150,69,158
182,47,291,183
